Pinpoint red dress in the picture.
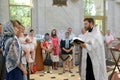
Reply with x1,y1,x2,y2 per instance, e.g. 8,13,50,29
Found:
51,37,59,55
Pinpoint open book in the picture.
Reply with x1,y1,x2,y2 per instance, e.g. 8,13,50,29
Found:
70,37,84,45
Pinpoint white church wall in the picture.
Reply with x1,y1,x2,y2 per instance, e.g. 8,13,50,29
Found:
32,0,84,36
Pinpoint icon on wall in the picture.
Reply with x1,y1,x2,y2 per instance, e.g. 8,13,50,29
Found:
53,0,67,6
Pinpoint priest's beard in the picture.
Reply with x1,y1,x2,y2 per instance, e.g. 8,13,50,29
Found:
85,25,93,32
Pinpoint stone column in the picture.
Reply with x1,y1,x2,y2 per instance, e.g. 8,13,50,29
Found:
0,0,9,24
114,1,120,37
32,0,47,34
106,0,120,37
106,0,115,34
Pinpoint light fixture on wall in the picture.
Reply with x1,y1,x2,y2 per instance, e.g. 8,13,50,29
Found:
53,0,68,7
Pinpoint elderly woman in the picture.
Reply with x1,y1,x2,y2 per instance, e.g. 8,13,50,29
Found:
3,20,27,80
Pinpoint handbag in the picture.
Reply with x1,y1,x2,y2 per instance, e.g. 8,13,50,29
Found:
31,63,37,74
61,54,72,61
43,53,53,66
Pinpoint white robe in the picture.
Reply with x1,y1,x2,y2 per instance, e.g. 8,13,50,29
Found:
80,27,108,80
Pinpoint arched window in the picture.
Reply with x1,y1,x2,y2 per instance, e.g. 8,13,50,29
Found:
9,0,32,27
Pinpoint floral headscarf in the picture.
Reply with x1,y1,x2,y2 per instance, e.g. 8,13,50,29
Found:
3,21,22,73
2,21,14,56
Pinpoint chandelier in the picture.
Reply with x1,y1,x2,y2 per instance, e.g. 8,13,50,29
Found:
53,0,68,6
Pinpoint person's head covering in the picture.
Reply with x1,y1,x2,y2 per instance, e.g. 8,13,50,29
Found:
3,20,15,37
2,21,15,56
65,38,70,49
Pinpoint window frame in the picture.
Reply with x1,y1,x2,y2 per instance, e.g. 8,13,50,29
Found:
84,0,106,35
9,0,32,27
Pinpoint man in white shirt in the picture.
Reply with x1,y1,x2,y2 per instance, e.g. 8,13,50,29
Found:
67,27,76,67
78,28,86,38
67,27,76,40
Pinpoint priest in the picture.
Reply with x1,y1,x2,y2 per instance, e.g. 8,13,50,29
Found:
79,18,108,80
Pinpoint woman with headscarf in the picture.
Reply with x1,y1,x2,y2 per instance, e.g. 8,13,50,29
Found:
3,20,27,80
60,32,73,73
41,33,53,74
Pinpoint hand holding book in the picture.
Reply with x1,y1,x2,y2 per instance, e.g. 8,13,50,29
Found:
70,37,86,48
71,37,84,44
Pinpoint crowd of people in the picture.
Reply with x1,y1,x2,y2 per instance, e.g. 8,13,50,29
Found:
0,18,115,80
41,28,75,74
